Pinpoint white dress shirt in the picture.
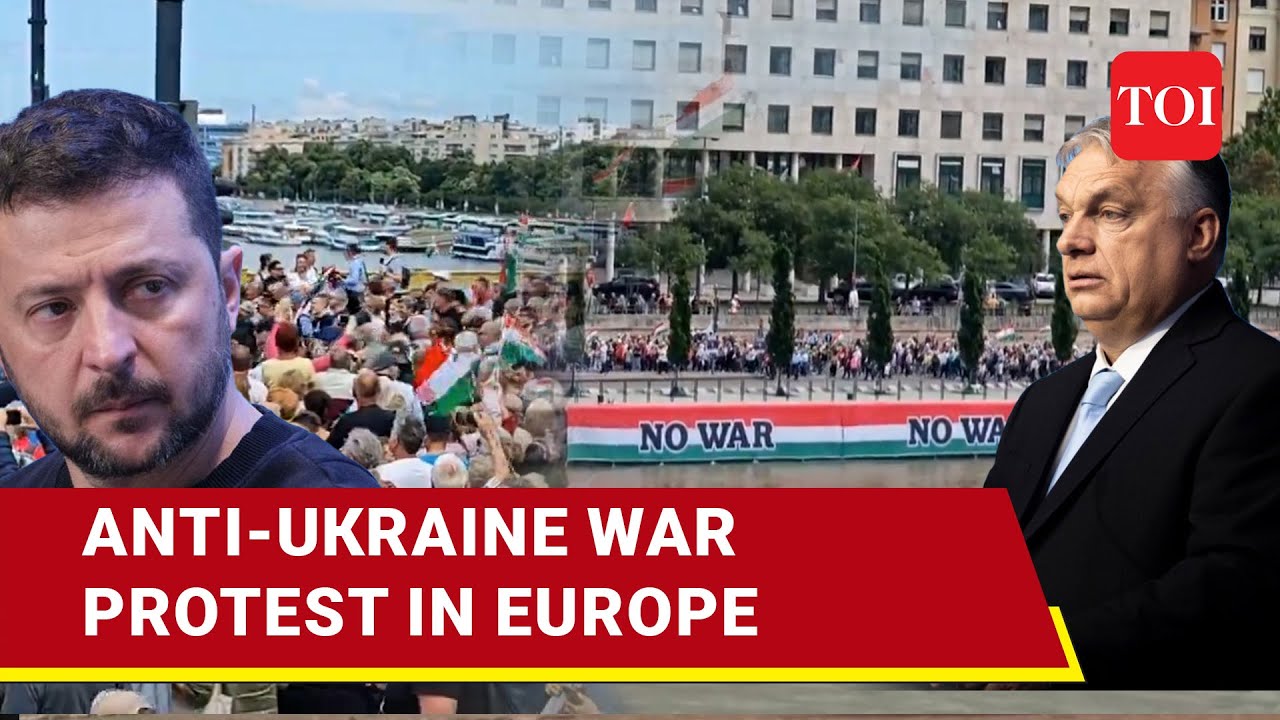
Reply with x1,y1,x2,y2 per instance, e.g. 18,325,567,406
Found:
1048,284,1211,475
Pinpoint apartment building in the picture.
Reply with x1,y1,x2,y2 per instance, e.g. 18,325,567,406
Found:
1193,0,1280,135
219,114,555,179
461,0,1192,251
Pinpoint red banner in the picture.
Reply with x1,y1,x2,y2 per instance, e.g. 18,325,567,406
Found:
0,489,1080,683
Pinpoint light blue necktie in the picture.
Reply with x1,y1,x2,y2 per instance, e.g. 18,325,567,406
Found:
1045,368,1125,495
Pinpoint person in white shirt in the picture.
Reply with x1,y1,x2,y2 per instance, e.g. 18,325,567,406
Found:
374,415,433,488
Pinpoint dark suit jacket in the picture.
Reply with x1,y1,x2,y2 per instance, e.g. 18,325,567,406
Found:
985,281,1280,690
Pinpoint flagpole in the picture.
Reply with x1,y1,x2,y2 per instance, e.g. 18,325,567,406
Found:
605,212,617,284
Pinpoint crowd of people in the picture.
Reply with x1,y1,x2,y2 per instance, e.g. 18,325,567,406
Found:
577,327,1084,384
2,240,573,493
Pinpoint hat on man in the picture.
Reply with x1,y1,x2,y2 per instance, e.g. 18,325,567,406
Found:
455,331,480,353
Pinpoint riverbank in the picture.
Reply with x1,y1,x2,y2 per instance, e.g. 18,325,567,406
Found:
563,372,1028,404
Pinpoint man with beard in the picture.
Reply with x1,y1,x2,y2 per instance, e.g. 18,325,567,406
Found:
0,88,377,490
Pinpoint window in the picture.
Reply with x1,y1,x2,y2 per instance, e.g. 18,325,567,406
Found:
895,155,921,192
636,0,657,11
1211,0,1227,23
812,106,834,134
817,0,838,21
1251,27,1267,51
676,101,700,131
537,96,561,126
943,54,965,82
724,44,748,73
588,0,611,8
679,42,702,72
1107,61,1112,87
1067,60,1088,88
1253,0,1268,7
584,97,609,123
681,0,703,13
945,0,966,26
539,36,563,67
985,56,1005,84
723,103,746,132
1212,42,1227,66
814,48,837,77
1249,69,1266,93
941,111,962,139
586,38,610,69
728,0,749,15
939,157,964,194
1149,11,1169,37
768,105,790,133
855,108,877,135
898,109,920,137
1026,58,1046,86
631,99,654,128
1069,6,1089,32
772,0,793,18
857,51,879,78
1024,113,1044,142
1064,114,1085,141
492,34,516,65
901,53,922,81
1109,9,1128,35
1028,4,1048,31
980,157,1004,196
1247,111,1261,128
770,46,793,75
982,112,1002,141
1021,159,1046,209
860,0,880,23
903,0,924,25
633,40,657,70
987,1,1007,29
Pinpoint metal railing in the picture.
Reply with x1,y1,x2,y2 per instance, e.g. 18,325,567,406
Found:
561,374,1026,404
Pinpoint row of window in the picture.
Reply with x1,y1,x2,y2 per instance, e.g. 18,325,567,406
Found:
893,154,1049,210
545,94,1092,145
1212,0,1273,24
510,0,1173,37
525,37,1108,89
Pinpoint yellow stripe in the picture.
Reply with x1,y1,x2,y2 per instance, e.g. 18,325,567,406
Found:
0,609,1083,684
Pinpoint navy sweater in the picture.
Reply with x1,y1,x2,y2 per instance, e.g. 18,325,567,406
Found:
0,410,378,489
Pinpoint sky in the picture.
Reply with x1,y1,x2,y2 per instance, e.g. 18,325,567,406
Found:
0,0,557,124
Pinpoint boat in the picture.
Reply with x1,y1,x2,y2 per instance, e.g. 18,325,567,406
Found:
397,228,453,253
331,224,384,253
451,228,505,261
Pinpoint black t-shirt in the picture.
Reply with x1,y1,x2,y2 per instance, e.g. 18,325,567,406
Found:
381,683,549,715
0,410,379,488
326,405,397,450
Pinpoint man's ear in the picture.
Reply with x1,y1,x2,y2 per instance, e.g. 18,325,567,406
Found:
220,246,245,332
1187,208,1220,264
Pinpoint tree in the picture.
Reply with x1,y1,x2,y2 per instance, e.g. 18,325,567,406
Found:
730,229,774,299
1051,271,1078,362
957,271,986,389
667,272,692,381
1225,193,1280,305
1229,263,1252,320
865,261,894,392
766,243,795,396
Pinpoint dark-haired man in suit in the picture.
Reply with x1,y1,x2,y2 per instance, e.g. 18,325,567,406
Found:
984,116,1280,689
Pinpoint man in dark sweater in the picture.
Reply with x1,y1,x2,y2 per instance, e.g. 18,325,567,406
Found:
327,369,397,452
0,89,376,490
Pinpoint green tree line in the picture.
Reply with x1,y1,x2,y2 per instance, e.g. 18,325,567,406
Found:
1222,87,1280,311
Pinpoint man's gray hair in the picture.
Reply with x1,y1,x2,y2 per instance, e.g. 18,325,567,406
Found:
1058,116,1232,259
340,428,385,470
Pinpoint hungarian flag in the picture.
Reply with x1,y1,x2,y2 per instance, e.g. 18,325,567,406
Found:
500,240,518,295
622,201,636,228
417,350,480,414
500,316,545,368
413,341,449,390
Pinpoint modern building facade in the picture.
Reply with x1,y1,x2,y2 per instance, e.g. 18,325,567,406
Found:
195,108,249,171
453,0,1194,256
1192,0,1280,136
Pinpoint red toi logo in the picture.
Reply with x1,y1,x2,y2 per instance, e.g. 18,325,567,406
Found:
1110,51,1223,161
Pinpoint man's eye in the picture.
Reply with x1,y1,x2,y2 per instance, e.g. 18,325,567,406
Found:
34,301,73,320
132,279,170,298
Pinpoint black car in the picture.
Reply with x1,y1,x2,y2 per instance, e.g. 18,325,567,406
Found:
906,279,960,304
990,281,1031,304
592,274,660,301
